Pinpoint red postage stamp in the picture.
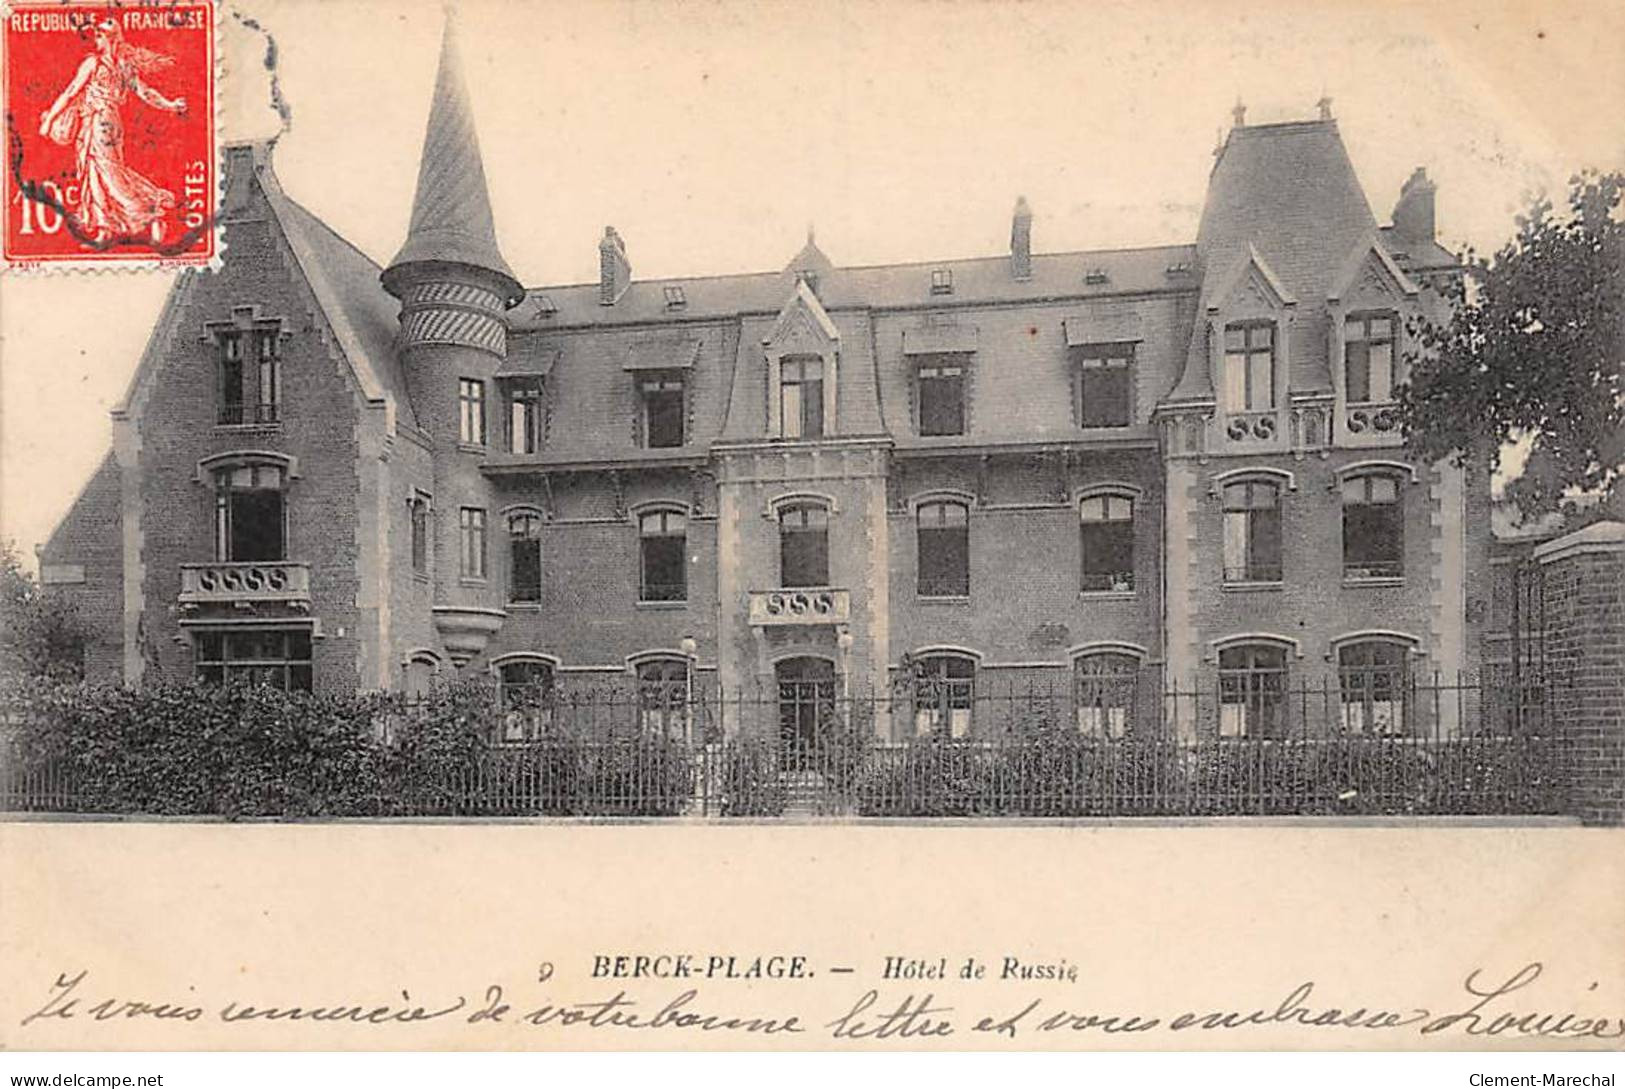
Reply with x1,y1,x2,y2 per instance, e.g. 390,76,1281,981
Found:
3,0,216,269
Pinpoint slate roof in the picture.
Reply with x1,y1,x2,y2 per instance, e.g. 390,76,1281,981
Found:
1167,118,1390,401
260,165,421,432
512,244,1198,332
382,19,520,303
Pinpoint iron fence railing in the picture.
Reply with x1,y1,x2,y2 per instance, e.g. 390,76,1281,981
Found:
0,677,1568,819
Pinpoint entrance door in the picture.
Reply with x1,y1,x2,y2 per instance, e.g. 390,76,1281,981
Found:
776,657,836,762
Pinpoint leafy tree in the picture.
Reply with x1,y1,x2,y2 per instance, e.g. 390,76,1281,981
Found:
1399,171,1624,520
0,540,87,681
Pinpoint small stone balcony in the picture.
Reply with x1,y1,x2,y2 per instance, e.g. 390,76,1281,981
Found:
748,588,851,627
178,561,312,610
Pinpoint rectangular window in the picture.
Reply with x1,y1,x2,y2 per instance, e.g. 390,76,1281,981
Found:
217,331,280,425
916,501,969,597
917,359,966,437
409,493,430,576
213,464,286,562
641,372,686,448
1345,312,1396,403
1076,346,1133,428
779,504,829,588
507,382,543,454
639,510,687,602
912,654,975,738
1339,641,1410,734
780,357,824,440
1222,481,1282,583
1079,494,1135,592
195,628,313,692
1223,323,1276,411
637,658,690,738
459,507,486,580
930,268,953,295
458,379,486,446
1074,653,1137,738
507,512,542,602
1342,474,1404,578
1218,645,1287,738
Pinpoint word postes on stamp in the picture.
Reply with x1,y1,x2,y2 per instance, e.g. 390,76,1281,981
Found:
4,1,216,269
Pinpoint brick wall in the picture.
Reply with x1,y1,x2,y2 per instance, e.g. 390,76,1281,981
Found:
135,201,363,694
1535,522,1625,825
37,453,124,681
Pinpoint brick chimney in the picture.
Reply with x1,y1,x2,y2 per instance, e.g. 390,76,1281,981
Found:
1391,168,1436,247
1010,196,1032,281
599,226,631,305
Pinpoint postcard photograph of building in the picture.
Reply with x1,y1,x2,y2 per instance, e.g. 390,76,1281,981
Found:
3,0,1621,826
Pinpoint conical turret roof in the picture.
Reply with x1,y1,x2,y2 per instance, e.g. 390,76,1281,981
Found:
383,16,521,304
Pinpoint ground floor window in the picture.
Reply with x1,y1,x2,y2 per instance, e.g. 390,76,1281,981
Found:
910,653,976,738
636,657,691,739
1338,640,1411,734
498,659,555,741
194,628,312,691
1218,643,1287,738
1073,652,1137,738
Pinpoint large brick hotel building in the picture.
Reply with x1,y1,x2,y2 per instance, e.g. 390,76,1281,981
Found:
39,26,1487,741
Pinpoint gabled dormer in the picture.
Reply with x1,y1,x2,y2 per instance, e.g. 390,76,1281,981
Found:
1205,243,1296,450
763,279,841,440
1326,232,1420,447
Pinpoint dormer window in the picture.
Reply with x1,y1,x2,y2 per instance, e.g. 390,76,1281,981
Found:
662,285,687,309
1223,322,1276,412
1344,311,1397,403
1074,344,1133,428
1084,267,1110,285
779,356,825,440
532,294,557,319
217,329,280,425
917,357,966,436
640,371,685,448
930,268,953,295
506,380,543,454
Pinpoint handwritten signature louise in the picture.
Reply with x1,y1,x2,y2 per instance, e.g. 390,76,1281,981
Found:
18,963,1624,1042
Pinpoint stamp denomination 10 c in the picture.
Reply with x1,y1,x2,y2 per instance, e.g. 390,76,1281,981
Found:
3,0,216,270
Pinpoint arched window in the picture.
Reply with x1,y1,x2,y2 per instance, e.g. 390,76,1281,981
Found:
507,511,543,602
403,652,439,700
1079,494,1135,592
1342,473,1404,579
1338,640,1411,734
1217,643,1288,738
1073,653,1138,738
1221,480,1281,584
639,509,687,602
213,462,286,562
779,502,829,588
497,658,554,742
916,500,969,597
910,652,977,739
636,656,691,739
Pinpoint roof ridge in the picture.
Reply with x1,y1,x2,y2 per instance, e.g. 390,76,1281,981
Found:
520,241,1199,294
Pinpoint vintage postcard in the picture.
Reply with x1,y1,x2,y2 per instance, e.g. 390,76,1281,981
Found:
0,0,1621,1063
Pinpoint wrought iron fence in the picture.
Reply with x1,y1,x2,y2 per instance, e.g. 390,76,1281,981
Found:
0,676,1566,818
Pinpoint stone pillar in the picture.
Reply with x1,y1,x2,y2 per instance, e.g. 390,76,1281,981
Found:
1534,521,1625,826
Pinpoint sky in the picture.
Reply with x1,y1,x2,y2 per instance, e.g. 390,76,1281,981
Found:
2,0,1622,567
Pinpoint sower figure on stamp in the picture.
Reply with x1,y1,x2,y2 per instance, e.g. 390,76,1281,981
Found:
37,18,188,246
